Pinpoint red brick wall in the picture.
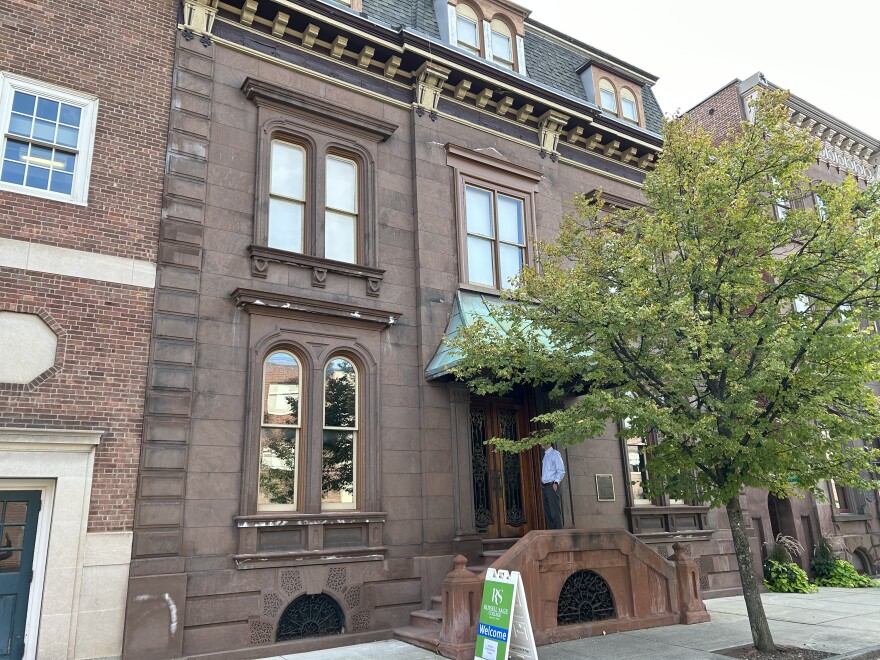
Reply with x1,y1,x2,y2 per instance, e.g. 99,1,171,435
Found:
688,82,744,145
0,0,176,532
0,273,154,532
0,0,176,261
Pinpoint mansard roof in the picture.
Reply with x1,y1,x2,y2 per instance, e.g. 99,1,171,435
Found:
359,0,664,135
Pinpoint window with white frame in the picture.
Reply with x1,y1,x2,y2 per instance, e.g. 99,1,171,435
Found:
490,19,514,70
268,140,306,254
620,87,639,123
325,155,358,264
464,184,527,289
599,78,617,114
0,73,98,204
265,140,361,265
455,3,481,56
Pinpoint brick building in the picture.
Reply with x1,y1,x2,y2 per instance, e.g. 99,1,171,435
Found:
0,1,175,658
689,72,880,577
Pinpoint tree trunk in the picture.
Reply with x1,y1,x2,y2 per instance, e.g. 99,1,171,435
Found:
726,495,776,652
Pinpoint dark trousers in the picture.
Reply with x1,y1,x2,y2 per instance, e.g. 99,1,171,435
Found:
542,483,563,529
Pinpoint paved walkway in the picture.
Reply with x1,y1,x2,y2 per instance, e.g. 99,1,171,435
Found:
261,587,880,659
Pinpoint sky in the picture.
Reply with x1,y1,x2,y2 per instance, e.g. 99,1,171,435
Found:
527,0,880,140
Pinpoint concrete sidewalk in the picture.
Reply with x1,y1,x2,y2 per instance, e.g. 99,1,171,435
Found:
261,587,880,659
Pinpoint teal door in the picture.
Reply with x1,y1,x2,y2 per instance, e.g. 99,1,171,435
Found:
0,491,41,660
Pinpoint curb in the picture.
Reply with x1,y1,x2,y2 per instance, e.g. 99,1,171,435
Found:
830,645,880,660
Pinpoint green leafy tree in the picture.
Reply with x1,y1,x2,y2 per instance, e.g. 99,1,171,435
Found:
449,91,880,651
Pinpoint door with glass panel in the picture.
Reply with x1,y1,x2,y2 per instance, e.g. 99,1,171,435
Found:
469,401,541,539
463,184,527,290
0,491,40,660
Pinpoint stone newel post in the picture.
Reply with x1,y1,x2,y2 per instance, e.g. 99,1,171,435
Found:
438,555,483,659
670,542,711,624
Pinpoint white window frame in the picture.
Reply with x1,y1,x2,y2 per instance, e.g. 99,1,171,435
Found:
0,73,98,206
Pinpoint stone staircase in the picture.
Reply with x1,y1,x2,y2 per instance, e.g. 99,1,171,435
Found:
392,538,517,652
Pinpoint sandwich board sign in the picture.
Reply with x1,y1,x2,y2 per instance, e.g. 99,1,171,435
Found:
474,568,538,660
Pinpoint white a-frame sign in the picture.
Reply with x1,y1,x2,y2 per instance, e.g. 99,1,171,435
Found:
474,568,538,660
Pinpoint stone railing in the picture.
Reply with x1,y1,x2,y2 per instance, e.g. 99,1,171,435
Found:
438,529,708,657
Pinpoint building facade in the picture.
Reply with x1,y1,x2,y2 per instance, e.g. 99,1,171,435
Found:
0,1,175,658
118,1,757,657
689,72,880,577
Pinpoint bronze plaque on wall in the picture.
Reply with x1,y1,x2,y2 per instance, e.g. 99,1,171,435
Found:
596,474,615,501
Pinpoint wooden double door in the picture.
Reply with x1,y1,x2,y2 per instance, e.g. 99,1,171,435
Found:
469,400,543,539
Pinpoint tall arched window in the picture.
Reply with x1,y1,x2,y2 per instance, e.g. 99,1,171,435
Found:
455,3,481,56
268,140,306,254
259,351,302,511
599,78,617,114
620,87,639,123
490,19,514,70
323,356,358,510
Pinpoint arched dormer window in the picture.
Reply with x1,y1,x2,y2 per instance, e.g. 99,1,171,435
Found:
620,87,639,124
599,78,617,114
455,4,481,57
490,19,514,70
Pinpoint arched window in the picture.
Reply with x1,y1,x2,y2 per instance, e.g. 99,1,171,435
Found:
325,154,358,263
259,351,302,511
620,87,638,123
455,3,481,56
490,19,514,70
322,356,358,510
599,78,617,114
268,140,306,254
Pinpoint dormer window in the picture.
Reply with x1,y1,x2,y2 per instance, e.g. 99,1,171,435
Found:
456,4,481,56
599,78,617,113
490,19,514,70
620,87,639,123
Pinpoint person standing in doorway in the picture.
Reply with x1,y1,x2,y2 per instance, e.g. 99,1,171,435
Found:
541,442,565,529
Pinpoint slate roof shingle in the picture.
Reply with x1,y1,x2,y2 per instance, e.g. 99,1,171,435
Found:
359,0,664,131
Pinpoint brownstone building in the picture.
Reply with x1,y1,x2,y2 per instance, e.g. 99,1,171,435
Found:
117,1,747,657
0,0,175,658
689,72,880,577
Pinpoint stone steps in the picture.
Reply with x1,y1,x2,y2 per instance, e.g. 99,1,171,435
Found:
392,624,441,653
393,538,519,653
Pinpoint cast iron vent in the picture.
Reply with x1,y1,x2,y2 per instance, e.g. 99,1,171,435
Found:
556,570,615,625
276,593,344,641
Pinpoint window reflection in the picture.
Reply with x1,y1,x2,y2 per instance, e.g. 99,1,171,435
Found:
259,351,301,510
323,357,358,509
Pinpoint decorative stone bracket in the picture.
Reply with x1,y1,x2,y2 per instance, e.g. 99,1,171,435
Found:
181,0,217,46
538,109,570,161
414,62,452,121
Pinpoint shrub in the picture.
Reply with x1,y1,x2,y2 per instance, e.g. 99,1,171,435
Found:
765,534,803,565
810,536,837,580
813,559,880,588
763,559,817,593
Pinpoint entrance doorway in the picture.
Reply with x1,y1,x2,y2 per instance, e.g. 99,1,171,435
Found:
469,399,542,539
0,491,41,660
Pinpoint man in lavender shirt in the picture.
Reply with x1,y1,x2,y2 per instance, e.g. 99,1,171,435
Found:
541,442,565,529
